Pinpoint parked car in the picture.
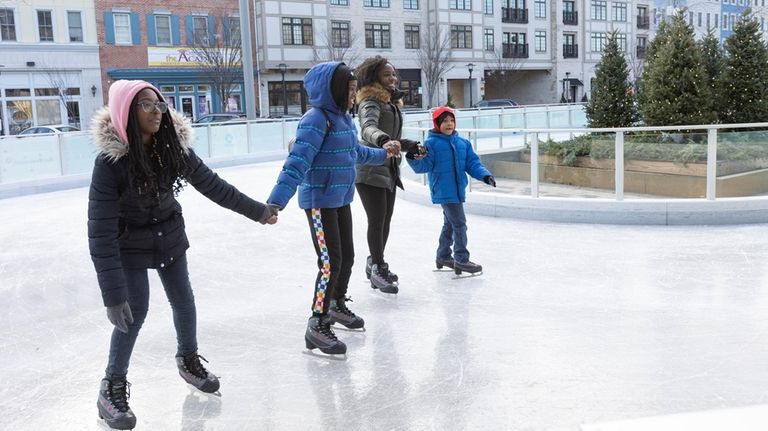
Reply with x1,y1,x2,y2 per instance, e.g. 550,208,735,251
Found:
17,125,81,135
474,99,519,108
194,113,246,124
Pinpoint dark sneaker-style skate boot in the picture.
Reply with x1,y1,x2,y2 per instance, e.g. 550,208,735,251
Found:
306,315,347,355
176,353,220,394
436,257,455,270
454,260,482,275
97,377,137,430
366,257,398,283
370,264,398,294
329,297,365,330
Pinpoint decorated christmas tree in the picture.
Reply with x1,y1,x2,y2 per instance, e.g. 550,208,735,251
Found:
638,11,715,126
585,30,637,128
716,11,768,125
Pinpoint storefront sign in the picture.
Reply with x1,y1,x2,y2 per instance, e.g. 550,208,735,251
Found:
147,47,241,67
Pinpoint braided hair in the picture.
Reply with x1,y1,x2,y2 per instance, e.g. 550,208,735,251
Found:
355,55,395,88
125,94,188,205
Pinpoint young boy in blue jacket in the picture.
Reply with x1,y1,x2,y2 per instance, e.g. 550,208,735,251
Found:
406,106,496,275
267,62,399,356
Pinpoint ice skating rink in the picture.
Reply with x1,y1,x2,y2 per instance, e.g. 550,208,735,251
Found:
3,160,768,430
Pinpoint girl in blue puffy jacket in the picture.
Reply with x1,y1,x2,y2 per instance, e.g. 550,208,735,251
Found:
406,106,496,275
267,62,399,356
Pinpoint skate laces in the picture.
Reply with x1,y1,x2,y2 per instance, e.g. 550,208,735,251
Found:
336,297,357,317
318,318,339,340
108,379,131,413
183,354,210,379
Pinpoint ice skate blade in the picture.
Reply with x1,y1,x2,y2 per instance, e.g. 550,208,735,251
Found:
452,271,483,280
331,323,366,332
302,349,347,361
433,268,454,272
96,418,135,431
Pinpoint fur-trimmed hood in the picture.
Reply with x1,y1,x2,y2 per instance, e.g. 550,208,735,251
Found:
356,83,404,107
90,107,194,162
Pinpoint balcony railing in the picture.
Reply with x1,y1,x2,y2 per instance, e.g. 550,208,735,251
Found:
637,15,649,29
502,7,528,23
563,44,578,58
503,43,529,58
563,11,578,25
636,45,647,58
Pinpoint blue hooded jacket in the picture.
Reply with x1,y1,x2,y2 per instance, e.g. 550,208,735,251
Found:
268,62,387,209
407,129,491,204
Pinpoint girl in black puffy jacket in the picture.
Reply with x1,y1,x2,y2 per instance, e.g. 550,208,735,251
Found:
88,80,277,430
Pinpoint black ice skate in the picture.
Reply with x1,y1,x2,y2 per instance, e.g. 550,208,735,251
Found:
97,377,137,430
453,260,483,277
366,257,398,283
435,257,455,271
305,315,347,359
370,263,398,294
176,353,221,395
329,297,365,331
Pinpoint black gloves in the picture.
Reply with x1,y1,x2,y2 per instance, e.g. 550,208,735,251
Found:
405,143,427,160
106,301,134,333
483,175,496,187
259,204,281,224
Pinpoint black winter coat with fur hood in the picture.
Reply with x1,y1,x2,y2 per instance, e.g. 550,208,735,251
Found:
355,83,417,191
88,108,269,307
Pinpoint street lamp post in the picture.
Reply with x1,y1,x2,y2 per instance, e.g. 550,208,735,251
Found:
564,71,571,103
278,63,288,115
467,63,475,108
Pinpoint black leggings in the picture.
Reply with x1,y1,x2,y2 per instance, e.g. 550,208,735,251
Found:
355,183,396,266
305,205,354,315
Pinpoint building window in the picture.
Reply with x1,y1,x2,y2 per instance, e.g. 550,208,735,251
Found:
113,13,132,44
405,24,420,49
591,0,607,20
332,21,350,48
227,16,241,44
484,28,494,51
282,17,313,45
364,0,390,7
615,32,626,51
485,0,494,14
155,14,172,45
612,2,627,21
37,10,54,42
450,0,473,10
67,11,83,42
404,0,419,9
192,16,209,45
365,22,391,48
535,30,546,52
591,32,607,51
451,25,472,48
331,0,350,4
0,8,15,41
534,0,546,18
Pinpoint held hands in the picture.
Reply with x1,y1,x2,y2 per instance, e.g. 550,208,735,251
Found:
260,204,280,225
483,175,497,187
106,301,134,334
405,144,428,160
382,140,401,158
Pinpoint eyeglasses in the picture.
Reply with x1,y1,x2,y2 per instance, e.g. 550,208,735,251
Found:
137,101,169,114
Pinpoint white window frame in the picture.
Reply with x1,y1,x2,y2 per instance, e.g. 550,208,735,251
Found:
192,15,209,46
113,12,132,45
155,13,172,45
67,10,84,43
36,9,55,42
611,2,627,22
535,30,546,52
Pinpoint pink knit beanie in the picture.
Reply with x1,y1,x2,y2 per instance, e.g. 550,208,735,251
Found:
107,80,164,145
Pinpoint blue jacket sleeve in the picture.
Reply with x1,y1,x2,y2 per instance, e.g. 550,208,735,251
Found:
463,138,492,181
267,116,324,208
355,142,387,166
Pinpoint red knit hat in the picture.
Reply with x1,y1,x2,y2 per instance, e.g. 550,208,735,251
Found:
432,106,455,131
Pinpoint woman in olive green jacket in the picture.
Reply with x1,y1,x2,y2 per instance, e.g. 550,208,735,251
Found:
355,56,419,294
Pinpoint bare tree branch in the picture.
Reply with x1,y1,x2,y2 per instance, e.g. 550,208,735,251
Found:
188,17,243,112
483,48,526,99
416,25,453,108
312,22,361,66
41,66,80,127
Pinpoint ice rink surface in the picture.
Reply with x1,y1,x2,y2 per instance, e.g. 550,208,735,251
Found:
3,161,768,430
